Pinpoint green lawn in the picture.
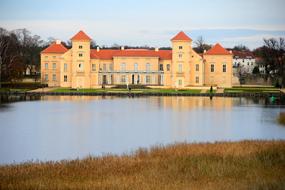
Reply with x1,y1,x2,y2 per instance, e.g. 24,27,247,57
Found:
52,88,202,94
145,89,201,94
225,87,280,93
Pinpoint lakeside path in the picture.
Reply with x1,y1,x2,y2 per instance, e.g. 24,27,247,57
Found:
216,88,225,93
0,141,284,190
1,90,282,98
28,87,58,92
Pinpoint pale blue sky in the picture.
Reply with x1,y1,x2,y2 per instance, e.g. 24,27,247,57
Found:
1,0,285,49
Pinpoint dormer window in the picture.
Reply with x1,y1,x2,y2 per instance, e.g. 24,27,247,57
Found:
79,45,83,49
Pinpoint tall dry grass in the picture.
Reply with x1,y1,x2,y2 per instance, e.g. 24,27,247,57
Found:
0,140,285,190
278,112,285,125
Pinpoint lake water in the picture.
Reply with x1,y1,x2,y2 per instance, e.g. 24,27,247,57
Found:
0,96,285,164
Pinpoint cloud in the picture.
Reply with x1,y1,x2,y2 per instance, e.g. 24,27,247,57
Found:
1,19,285,49
220,34,285,49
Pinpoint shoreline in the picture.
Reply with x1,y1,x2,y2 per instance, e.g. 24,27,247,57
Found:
1,140,284,190
0,91,283,98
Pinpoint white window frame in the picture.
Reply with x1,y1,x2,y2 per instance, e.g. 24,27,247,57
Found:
52,74,56,81
146,75,151,84
134,63,138,72
52,63,56,70
146,63,151,72
121,75,126,83
92,64,96,71
178,64,183,73
109,64,113,71
44,74,48,81
120,63,126,72
64,63,67,72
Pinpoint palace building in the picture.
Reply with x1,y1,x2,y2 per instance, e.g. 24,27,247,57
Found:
41,30,233,88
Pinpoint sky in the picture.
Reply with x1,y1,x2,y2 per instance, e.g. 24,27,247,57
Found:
0,0,285,49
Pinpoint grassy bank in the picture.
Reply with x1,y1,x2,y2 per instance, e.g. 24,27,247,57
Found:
0,88,31,92
52,88,202,94
225,86,280,93
51,87,282,95
278,112,285,125
1,141,285,190
0,82,46,92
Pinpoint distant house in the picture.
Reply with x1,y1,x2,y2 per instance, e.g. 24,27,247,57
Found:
24,65,38,76
232,50,256,74
255,57,266,74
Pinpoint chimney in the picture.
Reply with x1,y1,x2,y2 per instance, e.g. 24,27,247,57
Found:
121,46,125,50
56,40,61,45
155,47,159,52
97,46,100,52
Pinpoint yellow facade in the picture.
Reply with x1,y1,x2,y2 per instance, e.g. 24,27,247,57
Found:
41,31,233,88
204,54,233,87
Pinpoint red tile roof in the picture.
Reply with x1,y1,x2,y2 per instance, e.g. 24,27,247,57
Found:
71,30,92,41
204,43,232,55
232,50,254,59
90,49,172,60
171,31,192,41
41,42,68,54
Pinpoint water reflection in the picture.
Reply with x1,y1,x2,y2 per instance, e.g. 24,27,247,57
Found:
0,95,285,164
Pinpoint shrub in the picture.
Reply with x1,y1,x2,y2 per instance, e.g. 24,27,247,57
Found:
1,82,47,89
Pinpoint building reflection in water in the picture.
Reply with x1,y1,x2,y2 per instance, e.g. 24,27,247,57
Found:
41,95,117,102
154,97,235,142
1,95,285,164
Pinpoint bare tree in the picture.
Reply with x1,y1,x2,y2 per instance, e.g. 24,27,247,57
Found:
0,27,45,85
194,36,211,53
90,40,97,49
261,37,285,87
233,44,250,51
0,28,10,88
